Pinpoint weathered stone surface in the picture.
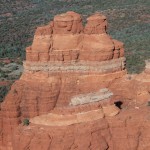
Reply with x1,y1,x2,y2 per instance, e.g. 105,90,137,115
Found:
12,107,150,150
25,11,125,63
0,11,126,149
1,11,150,150
53,11,83,34
84,13,107,34
70,88,113,106
24,57,126,74
113,39,125,58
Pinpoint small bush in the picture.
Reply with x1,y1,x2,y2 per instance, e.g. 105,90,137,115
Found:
23,118,30,126
0,85,10,102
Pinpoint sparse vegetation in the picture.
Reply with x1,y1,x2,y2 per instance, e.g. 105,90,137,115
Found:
0,85,10,102
0,0,149,73
0,0,150,101
23,118,30,126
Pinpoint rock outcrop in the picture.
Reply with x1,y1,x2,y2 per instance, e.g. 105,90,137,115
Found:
0,11,150,150
13,107,150,150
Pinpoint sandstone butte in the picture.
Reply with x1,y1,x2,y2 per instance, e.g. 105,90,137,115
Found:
0,11,150,150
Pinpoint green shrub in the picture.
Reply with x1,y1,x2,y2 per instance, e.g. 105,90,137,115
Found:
0,85,10,102
23,118,30,126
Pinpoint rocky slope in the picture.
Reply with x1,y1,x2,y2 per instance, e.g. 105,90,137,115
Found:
0,12,150,150
13,107,150,150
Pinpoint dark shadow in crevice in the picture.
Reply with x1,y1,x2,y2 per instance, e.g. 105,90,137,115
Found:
114,101,123,109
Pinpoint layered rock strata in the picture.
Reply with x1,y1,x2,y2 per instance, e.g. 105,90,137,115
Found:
70,88,113,106
13,107,150,150
1,11,150,150
109,59,150,106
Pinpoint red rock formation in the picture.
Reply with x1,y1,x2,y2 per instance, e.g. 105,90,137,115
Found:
84,13,107,34
0,104,2,148
53,11,83,34
1,11,150,150
12,107,150,150
113,39,125,59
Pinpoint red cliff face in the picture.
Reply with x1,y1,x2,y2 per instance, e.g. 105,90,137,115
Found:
12,107,150,150
1,12,150,150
